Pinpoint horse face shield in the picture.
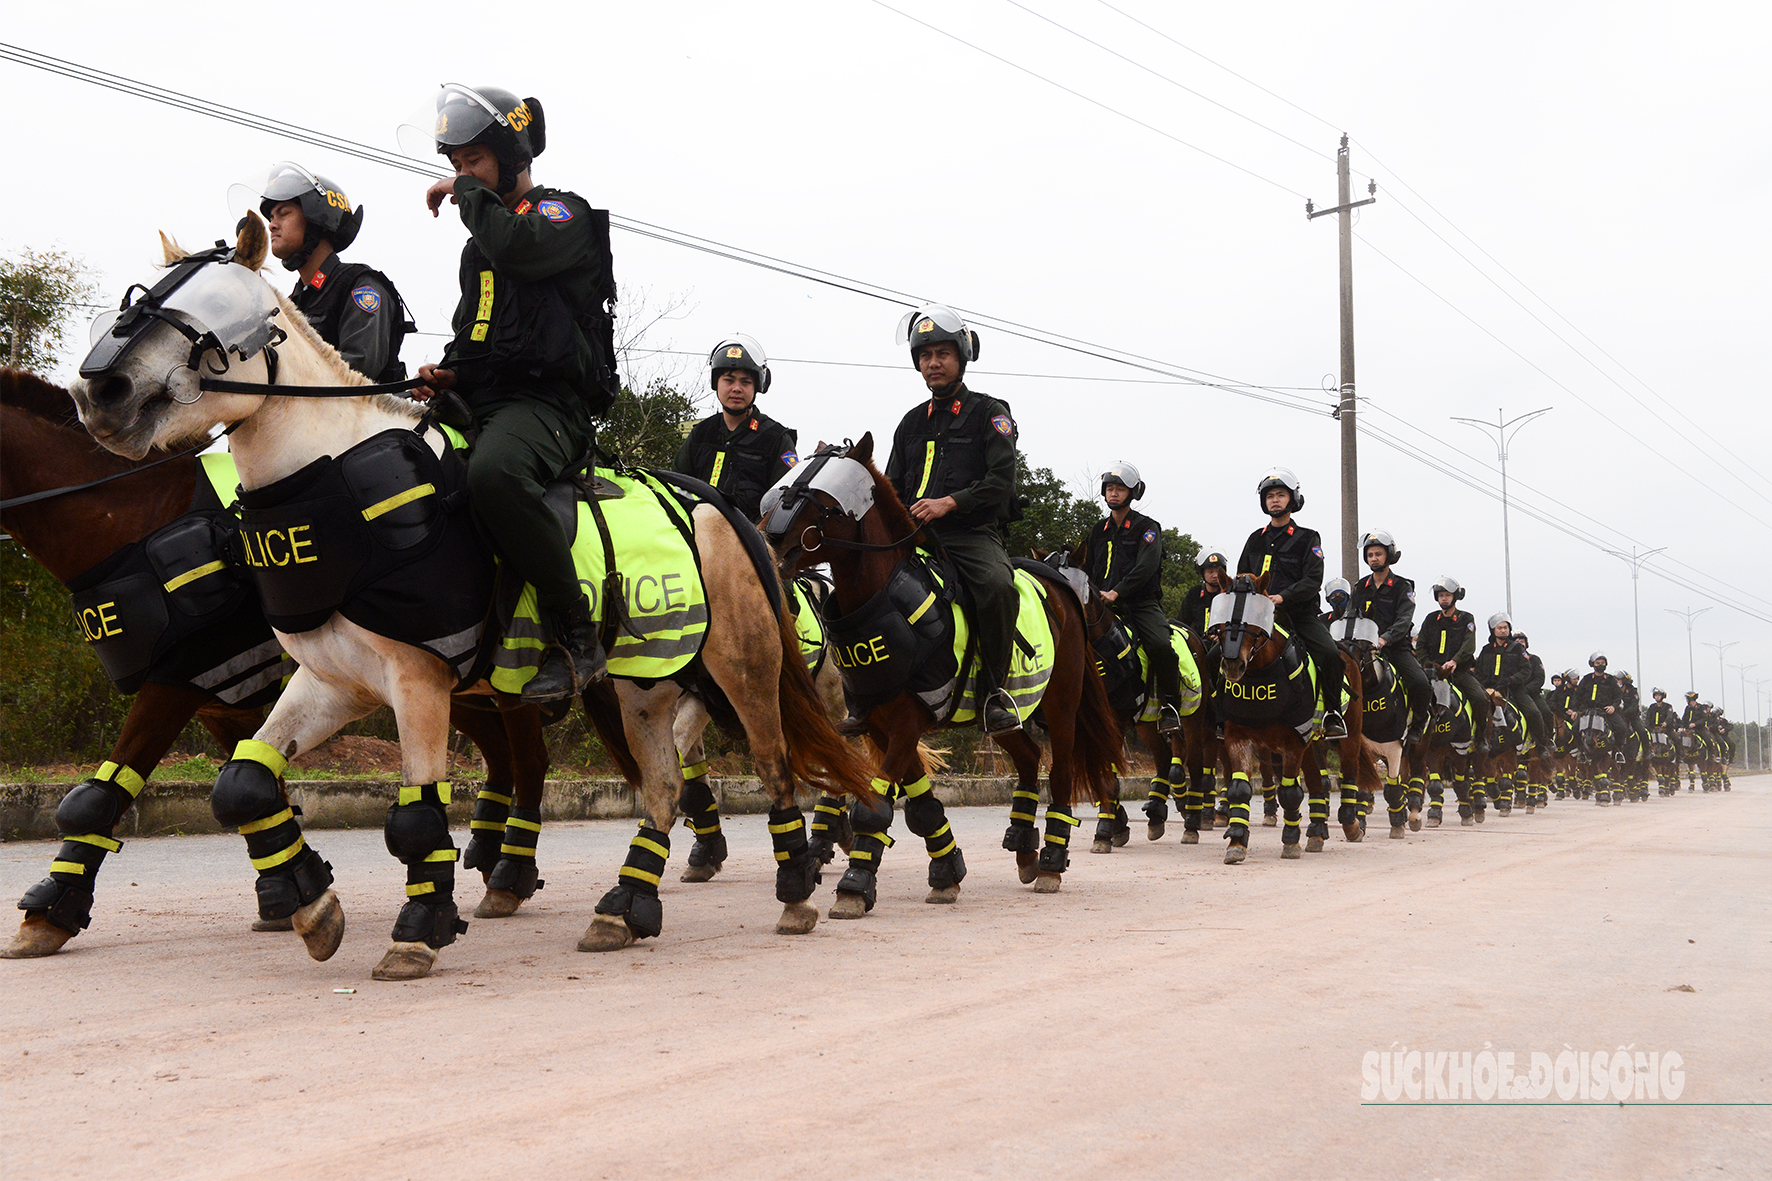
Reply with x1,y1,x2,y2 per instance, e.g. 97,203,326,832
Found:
1207,587,1274,676
759,451,874,545
80,256,282,392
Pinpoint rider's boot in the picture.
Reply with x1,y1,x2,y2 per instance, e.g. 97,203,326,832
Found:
982,687,1021,736
524,600,606,704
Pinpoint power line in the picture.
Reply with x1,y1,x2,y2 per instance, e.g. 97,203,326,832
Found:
861,0,1307,198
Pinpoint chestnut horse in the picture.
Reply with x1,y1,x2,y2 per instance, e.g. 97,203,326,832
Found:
764,437,1122,913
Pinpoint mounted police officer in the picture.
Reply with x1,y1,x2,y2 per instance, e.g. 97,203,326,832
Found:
1323,577,1352,625
1476,613,1547,748
1083,462,1182,734
234,162,413,382
404,84,619,703
1514,632,1551,739
1236,468,1346,737
884,305,1020,735
1645,687,1677,732
1573,652,1630,750
1414,576,1488,743
672,335,797,523
1354,530,1429,747
1179,548,1230,737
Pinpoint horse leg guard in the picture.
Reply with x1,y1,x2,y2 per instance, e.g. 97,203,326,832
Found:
1034,802,1078,879
678,763,726,880
767,804,821,904
14,761,146,940
1276,782,1304,856
1003,788,1041,852
214,743,334,923
591,823,670,939
385,783,468,950
1306,785,1330,847
808,793,851,866
1223,773,1253,863
1385,778,1407,836
1144,777,1170,837
834,786,895,914
1093,803,1119,852
462,785,512,875
904,777,965,895
486,806,545,900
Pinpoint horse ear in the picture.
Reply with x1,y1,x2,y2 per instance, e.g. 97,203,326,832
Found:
853,432,874,463
234,210,269,272
159,232,189,266
1068,538,1088,568
1254,572,1270,594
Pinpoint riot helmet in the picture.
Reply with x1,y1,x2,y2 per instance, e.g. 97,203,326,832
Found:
1196,549,1229,574
1652,688,1667,699
1431,576,1465,603
1256,467,1303,515
400,84,545,195
1562,668,1580,683
1686,690,1700,700
1514,632,1530,648
896,304,979,372
708,334,771,394
1325,576,1352,611
1361,529,1400,566
1588,651,1608,669
228,162,363,271
1487,611,1511,636
1100,461,1145,501
1619,672,1634,685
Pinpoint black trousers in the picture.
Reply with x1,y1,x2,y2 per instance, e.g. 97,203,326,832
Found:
1119,598,1182,702
1386,646,1431,732
929,526,1016,696
1279,608,1344,713
466,398,594,614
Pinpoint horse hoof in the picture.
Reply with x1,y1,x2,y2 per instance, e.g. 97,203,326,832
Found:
293,890,345,963
1181,830,1199,845
473,889,524,919
1,917,73,959
1305,836,1324,853
1280,843,1301,860
775,901,819,935
1032,873,1062,894
1343,823,1363,843
1525,805,1536,815
925,885,961,905
1223,843,1247,865
251,916,294,932
371,941,437,981
1111,829,1130,848
828,893,869,920
576,914,637,952
1475,812,1487,824
1389,826,1406,840
1147,821,1165,841
1261,814,1278,828
1409,817,1423,832
1461,817,1474,827
1018,861,1039,884
1090,839,1113,854
680,862,721,883
1426,816,1441,828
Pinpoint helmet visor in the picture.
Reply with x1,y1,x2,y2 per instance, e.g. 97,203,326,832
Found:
226,161,323,224
711,333,768,372
895,305,968,345
396,83,502,161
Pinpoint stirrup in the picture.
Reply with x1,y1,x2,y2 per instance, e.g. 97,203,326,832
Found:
1157,702,1184,736
982,689,1021,736
1321,710,1349,739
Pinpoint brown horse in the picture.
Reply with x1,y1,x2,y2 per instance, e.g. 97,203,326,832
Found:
0,369,555,958
764,437,1122,912
1212,573,1381,863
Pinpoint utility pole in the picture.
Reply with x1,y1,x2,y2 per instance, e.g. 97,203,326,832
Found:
1306,135,1376,581
1600,546,1665,682
1704,640,1737,711
1451,406,1551,615
1664,606,1710,694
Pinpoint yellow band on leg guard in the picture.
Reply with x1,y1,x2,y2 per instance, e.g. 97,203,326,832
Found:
232,739,288,778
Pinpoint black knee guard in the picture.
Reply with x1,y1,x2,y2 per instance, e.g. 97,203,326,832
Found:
594,824,669,939
386,783,467,949
768,805,821,904
1037,803,1077,874
215,742,333,922
1224,772,1254,835
211,740,286,828
487,806,545,898
56,761,143,836
462,785,512,874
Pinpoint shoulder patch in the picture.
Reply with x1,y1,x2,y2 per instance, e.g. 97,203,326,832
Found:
537,199,573,223
1406,588,1416,601
1142,529,1158,544
991,414,1013,436
1466,620,1476,630
781,450,799,467
1310,544,1324,558
351,285,381,314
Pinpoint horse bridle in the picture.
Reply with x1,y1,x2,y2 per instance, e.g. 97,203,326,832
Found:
768,445,923,556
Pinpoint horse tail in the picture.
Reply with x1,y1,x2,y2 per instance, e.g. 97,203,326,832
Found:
1069,628,1126,808
775,608,878,799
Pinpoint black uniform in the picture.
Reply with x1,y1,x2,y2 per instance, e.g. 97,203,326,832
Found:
440,178,615,615
1574,670,1630,745
1415,606,1487,732
1178,582,1223,726
672,406,797,523
290,252,410,382
1084,509,1180,706
1645,700,1677,731
1354,571,1429,737
1236,520,1342,715
885,383,1018,705
1476,634,1547,745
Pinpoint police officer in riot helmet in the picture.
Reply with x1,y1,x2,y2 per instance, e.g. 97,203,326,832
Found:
1354,530,1431,747
1573,652,1631,750
405,84,619,703
1414,575,1489,743
1084,463,1183,734
1236,468,1347,737
672,335,798,523
235,162,413,382
1323,577,1352,625
1179,548,1230,738
884,305,1021,735
1475,612,1548,748
1513,632,1552,742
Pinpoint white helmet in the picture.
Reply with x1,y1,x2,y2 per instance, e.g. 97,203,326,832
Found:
1100,461,1145,501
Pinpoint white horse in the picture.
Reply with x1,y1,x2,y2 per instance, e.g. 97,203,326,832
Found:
69,215,873,980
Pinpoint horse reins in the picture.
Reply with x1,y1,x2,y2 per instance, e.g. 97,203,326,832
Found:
0,440,212,512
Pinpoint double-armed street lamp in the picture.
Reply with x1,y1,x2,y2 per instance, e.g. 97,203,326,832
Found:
1451,407,1552,616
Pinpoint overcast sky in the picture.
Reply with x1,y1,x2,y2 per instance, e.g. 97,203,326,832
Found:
4,1,1768,715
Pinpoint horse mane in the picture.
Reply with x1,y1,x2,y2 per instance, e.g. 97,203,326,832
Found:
1,368,83,430
269,290,422,422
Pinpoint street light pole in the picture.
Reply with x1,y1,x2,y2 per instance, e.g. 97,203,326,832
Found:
1703,640,1737,711
1665,607,1711,693
1600,545,1666,682
1451,406,1552,615
1728,663,1754,769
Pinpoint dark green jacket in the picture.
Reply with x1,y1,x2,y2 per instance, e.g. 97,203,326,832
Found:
884,384,1017,531
441,178,614,417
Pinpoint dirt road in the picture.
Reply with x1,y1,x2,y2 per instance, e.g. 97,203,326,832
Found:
2,778,1766,1179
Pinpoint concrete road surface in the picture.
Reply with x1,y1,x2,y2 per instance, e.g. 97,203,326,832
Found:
1,777,1767,1179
